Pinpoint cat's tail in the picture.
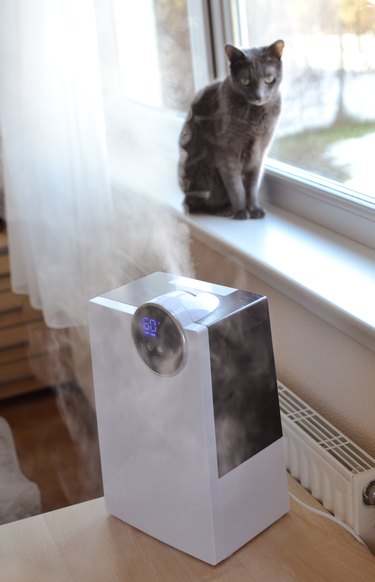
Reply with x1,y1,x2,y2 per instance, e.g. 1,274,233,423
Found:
184,190,211,212
184,190,231,216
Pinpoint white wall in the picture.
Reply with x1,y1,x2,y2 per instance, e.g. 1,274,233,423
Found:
191,237,375,458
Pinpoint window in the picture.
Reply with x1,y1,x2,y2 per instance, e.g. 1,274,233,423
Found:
98,0,375,248
96,0,212,196
107,0,213,109
227,0,375,247
230,0,375,199
113,0,194,110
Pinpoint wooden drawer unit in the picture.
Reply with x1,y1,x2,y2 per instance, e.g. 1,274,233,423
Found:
0,230,59,399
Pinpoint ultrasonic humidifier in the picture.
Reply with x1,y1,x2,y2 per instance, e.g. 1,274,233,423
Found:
89,272,289,564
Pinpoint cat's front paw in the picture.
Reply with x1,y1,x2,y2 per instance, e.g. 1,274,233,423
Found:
248,206,265,219
233,209,250,220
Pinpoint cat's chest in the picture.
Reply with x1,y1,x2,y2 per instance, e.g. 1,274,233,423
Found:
223,109,272,140
218,109,274,166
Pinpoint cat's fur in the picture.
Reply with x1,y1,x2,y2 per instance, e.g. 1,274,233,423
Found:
178,40,284,219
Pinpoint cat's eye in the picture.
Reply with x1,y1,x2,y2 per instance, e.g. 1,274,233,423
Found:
264,75,275,85
239,77,250,86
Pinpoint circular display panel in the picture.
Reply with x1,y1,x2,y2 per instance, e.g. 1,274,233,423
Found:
131,304,186,376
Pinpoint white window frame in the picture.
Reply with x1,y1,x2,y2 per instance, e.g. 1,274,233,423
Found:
96,0,220,202
187,0,215,90
100,0,375,251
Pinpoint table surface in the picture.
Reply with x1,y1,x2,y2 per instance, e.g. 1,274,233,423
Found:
1,475,375,582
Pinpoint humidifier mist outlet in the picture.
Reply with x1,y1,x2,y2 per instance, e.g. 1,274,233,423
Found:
88,272,289,565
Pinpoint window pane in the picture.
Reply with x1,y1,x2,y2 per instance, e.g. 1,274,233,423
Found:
113,0,195,111
232,0,375,200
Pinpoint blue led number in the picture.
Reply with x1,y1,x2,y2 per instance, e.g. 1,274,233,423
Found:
142,317,160,337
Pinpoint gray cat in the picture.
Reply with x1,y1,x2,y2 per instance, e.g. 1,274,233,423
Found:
178,40,284,219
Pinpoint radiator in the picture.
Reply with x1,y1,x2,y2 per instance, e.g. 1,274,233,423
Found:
278,382,375,552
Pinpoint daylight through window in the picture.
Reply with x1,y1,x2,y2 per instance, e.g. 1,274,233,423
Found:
232,0,375,201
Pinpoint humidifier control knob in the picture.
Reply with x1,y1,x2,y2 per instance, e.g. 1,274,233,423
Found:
131,303,186,376
132,291,219,376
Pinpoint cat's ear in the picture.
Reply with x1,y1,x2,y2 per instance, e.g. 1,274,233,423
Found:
269,40,284,59
225,44,246,64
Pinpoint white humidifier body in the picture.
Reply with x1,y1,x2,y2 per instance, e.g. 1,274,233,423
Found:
89,272,289,565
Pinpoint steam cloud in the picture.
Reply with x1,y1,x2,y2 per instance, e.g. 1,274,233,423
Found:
0,0,198,511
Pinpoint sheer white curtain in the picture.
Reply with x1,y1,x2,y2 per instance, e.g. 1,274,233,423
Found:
0,0,192,332
0,1,125,329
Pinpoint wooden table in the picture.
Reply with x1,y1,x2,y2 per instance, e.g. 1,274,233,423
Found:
1,476,375,581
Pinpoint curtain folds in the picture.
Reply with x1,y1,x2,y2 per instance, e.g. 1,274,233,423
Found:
0,0,116,327
0,0,192,330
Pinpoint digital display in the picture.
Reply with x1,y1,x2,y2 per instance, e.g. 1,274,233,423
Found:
132,304,186,376
142,316,161,337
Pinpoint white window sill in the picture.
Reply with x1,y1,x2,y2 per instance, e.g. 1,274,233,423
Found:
175,202,375,353
111,135,374,353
